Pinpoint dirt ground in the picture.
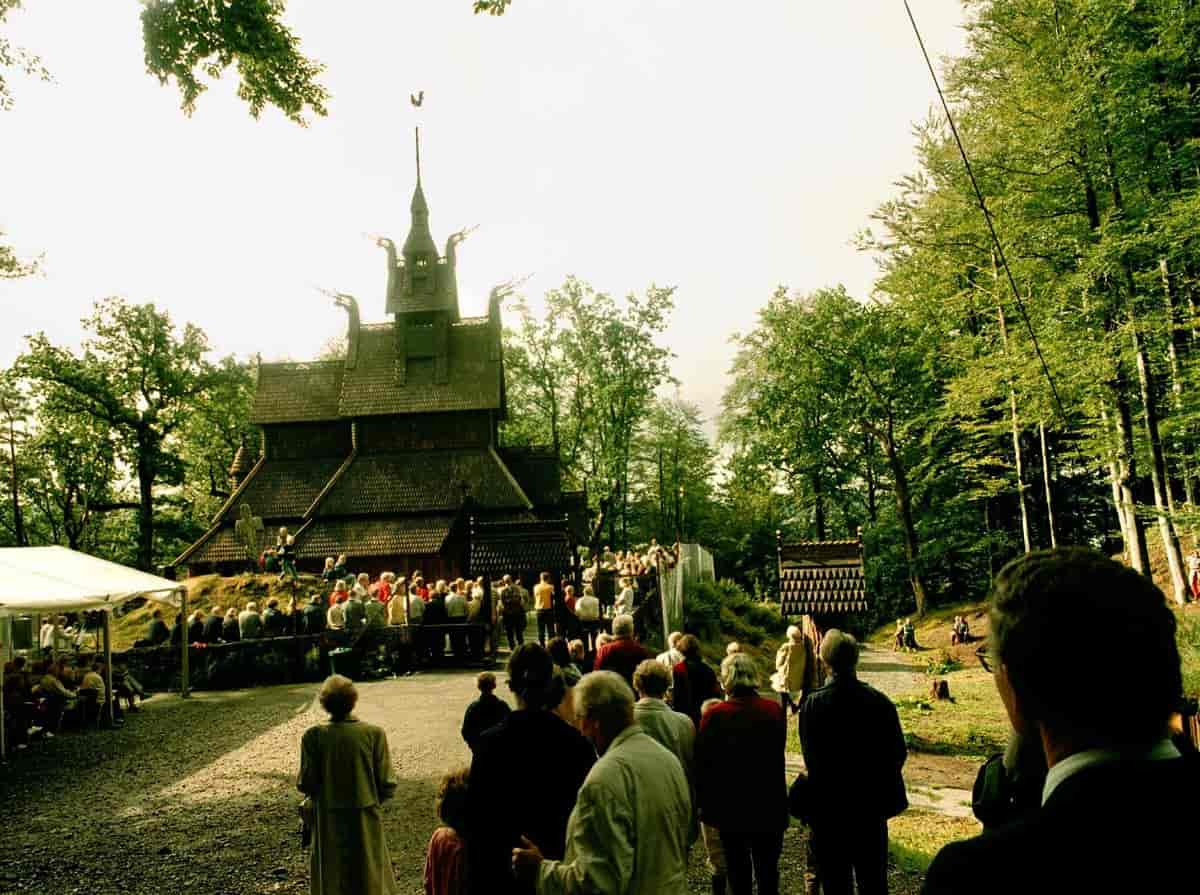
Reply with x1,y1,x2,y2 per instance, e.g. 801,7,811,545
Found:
0,667,925,895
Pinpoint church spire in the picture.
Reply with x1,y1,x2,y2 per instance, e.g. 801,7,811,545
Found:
402,126,438,262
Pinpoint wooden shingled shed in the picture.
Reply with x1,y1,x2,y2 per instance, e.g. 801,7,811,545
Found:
776,531,868,634
175,141,577,581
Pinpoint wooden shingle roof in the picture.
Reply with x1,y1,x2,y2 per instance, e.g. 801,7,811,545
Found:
499,447,562,506
250,361,345,424
337,322,502,417
218,457,347,522
314,448,531,516
296,516,453,559
469,519,574,578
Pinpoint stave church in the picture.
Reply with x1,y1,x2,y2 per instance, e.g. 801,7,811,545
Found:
176,140,586,582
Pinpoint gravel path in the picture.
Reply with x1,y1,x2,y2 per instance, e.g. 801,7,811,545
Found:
855,643,926,698
0,668,924,895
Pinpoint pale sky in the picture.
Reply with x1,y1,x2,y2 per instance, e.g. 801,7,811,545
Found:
0,1,966,429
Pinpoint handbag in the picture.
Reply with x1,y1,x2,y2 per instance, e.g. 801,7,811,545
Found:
298,796,313,848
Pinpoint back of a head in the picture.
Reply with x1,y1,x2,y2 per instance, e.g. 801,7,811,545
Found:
991,547,1181,747
720,652,760,694
668,631,682,648
633,658,671,698
678,633,701,660
319,674,358,720
507,643,563,711
547,637,571,667
575,670,636,738
477,671,497,694
436,766,470,832
819,629,859,676
612,614,635,638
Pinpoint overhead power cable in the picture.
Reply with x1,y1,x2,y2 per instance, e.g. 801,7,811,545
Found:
902,0,1066,420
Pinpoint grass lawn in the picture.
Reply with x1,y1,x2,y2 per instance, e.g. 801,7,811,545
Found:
888,810,982,872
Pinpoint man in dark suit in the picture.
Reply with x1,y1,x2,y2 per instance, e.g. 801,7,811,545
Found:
799,630,906,895
302,596,326,635
202,607,224,644
923,547,1199,894
146,610,170,646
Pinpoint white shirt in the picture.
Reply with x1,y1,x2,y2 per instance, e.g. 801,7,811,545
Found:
616,587,635,614
40,622,55,649
1041,738,1180,805
445,592,468,618
537,726,691,895
576,595,601,621
656,648,684,668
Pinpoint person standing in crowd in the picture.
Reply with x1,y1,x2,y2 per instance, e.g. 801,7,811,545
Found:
203,606,224,643
533,571,556,646
498,575,527,650
322,556,338,582
425,767,470,895
222,607,241,642
326,596,346,633
146,610,170,647
445,582,469,656
594,614,652,687
187,610,206,644
238,602,263,639
302,594,326,635
328,578,349,608
923,548,1199,894
771,625,815,716
298,675,398,895
800,630,906,895
695,653,788,895
657,631,685,668
633,658,697,844
511,670,692,895
262,599,283,637
460,671,512,752
365,593,386,630
672,634,722,726
574,585,601,652
466,644,595,895
343,588,367,636
547,637,582,687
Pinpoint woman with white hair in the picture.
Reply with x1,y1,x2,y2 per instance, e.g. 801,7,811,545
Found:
695,653,788,895
770,625,816,717
298,675,398,895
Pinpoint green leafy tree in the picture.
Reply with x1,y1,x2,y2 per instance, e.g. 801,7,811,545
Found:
18,297,225,570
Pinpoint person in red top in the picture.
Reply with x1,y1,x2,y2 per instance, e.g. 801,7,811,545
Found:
328,579,349,608
413,575,431,602
695,652,788,895
376,571,394,604
424,766,470,895
593,613,652,687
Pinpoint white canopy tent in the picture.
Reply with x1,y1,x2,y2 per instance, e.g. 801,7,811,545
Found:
0,546,186,760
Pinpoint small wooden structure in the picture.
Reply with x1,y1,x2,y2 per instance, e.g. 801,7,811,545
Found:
776,530,868,649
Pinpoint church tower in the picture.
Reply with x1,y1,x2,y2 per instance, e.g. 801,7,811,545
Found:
384,128,460,384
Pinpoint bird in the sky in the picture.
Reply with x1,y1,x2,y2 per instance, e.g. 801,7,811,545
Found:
410,90,424,108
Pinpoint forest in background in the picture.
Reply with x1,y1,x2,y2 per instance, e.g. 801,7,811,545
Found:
5,1,1200,633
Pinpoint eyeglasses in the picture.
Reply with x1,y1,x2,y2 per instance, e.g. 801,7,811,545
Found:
975,645,992,673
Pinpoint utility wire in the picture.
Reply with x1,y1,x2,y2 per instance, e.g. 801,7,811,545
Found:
902,0,1066,420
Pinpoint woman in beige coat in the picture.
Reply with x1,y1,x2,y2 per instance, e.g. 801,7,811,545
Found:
770,625,814,716
298,675,398,895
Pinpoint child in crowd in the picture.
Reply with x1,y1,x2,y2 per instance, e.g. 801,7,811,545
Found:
424,767,470,895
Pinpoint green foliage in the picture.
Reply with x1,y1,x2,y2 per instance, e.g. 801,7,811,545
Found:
923,650,964,677
683,578,785,645
141,0,329,124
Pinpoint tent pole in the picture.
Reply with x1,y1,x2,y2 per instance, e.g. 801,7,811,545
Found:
180,587,190,698
104,609,114,726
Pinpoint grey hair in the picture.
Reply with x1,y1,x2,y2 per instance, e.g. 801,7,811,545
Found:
612,614,635,638
318,674,358,719
633,659,672,698
575,670,635,737
720,652,760,693
787,625,803,643
668,631,682,648
819,629,859,676
596,632,614,648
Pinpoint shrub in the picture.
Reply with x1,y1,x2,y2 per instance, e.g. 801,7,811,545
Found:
683,578,786,644
924,649,962,677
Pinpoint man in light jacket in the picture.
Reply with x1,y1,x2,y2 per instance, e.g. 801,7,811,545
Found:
512,670,691,894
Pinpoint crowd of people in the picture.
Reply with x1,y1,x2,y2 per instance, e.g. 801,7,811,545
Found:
294,546,1200,895
2,651,148,750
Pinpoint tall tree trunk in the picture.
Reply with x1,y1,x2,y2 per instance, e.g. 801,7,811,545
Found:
1160,258,1197,520
983,498,996,579
995,281,1033,553
1111,387,1152,575
135,433,156,571
6,416,27,547
1039,420,1058,549
1131,322,1190,604
811,471,827,541
863,428,878,524
881,419,927,616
